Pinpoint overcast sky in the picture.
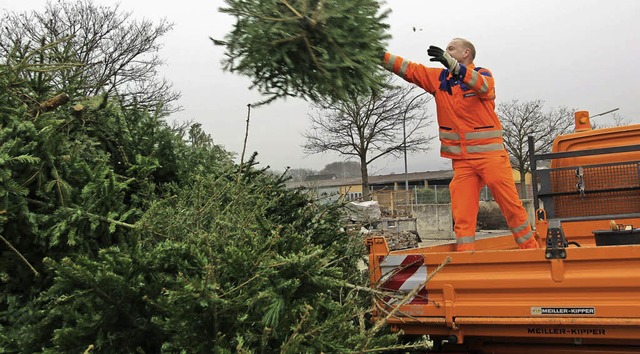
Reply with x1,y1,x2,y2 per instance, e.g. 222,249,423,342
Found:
2,0,640,175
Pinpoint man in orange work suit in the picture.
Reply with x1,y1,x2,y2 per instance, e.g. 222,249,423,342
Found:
381,38,539,251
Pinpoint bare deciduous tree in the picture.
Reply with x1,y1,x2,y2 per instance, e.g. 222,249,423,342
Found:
320,161,361,179
303,80,434,200
498,99,574,197
285,168,319,182
0,0,179,113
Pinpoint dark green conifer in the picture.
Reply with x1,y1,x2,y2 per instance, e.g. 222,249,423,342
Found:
217,0,391,104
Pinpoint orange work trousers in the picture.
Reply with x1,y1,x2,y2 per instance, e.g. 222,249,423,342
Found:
449,154,539,251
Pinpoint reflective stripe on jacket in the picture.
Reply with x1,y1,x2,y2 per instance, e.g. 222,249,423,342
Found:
382,52,505,159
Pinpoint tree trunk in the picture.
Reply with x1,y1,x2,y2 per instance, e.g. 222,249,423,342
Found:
37,93,69,113
361,159,371,201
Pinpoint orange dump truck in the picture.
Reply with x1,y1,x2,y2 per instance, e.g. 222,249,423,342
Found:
366,111,640,353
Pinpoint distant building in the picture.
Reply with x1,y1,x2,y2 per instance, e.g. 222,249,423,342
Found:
304,174,337,181
368,170,454,191
286,170,455,202
286,169,533,202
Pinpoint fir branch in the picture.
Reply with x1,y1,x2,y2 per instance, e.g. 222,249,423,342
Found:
271,33,305,46
219,0,391,104
237,103,251,182
376,256,451,326
21,163,45,187
326,279,398,298
218,273,261,298
25,199,137,229
355,341,431,353
357,256,452,353
279,0,304,18
280,304,312,353
302,35,328,76
0,232,39,276
13,35,77,69
0,154,41,165
84,211,137,229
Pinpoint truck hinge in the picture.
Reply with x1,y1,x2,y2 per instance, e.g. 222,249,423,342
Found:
545,224,568,259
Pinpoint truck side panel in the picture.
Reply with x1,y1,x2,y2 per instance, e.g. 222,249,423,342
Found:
367,236,640,346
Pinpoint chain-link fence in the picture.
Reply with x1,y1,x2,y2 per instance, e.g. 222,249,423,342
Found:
415,185,451,204
372,185,496,215
370,190,414,217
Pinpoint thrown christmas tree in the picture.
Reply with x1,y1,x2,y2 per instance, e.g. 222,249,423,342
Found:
216,0,391,104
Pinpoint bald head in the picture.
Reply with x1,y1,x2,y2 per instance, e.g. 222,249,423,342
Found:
446,38,476,65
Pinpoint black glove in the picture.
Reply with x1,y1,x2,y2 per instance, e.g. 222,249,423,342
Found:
427,45,459,74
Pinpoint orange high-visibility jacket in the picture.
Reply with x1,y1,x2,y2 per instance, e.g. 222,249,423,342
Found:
382,52,505,160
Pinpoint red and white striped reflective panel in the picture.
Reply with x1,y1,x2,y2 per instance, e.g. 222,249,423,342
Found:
378,254,428,305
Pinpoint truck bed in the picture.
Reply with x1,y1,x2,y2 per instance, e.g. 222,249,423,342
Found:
366,225,640,352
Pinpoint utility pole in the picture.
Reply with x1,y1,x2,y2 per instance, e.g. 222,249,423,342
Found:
403,92,428,190
402,91,427,214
